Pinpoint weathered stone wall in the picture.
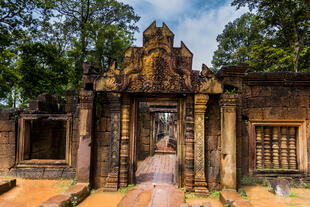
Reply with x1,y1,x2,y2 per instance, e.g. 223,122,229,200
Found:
0,109,16,175
92,93,111,188
241,81,310,176
137,103,151,161
205,95,221,190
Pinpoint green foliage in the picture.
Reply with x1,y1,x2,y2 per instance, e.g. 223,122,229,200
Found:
238,189,247,199
212,13,263,71
209,191,220,200
213,0,310,72
117,184,135,193
224,88,237,94
0,0,140,106
286,193,297,198
17,42,71,101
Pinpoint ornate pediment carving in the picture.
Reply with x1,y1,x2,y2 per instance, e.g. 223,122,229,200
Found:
95,21,223,94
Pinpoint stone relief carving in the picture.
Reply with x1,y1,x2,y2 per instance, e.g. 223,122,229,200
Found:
95,21,223,94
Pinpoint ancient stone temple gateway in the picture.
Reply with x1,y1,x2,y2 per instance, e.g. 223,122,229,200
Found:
0,22,309,195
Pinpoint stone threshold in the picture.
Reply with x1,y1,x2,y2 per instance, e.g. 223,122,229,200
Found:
39,183,90,207
0,179,16,195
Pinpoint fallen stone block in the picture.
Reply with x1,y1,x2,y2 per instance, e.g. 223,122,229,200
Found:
220,190,242,205
269,178,290,196
0,179,16,194
63,183,89,204
39,194,72,207
39,183,89,207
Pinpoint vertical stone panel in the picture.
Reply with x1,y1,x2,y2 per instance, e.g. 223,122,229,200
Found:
194,94,209,196
77,89,94,183
104,93,121,191
119,94,130,187
185,95,194,192
220,94,238,190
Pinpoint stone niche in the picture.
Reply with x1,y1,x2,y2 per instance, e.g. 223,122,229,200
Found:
17,114,72,165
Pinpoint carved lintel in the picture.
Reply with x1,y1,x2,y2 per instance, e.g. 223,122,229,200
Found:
104,92,121,192
119,94,130,188
194,94,209,196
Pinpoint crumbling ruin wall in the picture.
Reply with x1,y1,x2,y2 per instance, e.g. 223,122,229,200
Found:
137,103,151,161
0,109,17,175
0,92,79,178
92,93,111,188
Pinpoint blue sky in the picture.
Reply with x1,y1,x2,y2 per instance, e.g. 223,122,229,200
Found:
119,0,248,70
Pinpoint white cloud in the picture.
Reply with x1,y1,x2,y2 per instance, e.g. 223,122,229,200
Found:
174,4,248,70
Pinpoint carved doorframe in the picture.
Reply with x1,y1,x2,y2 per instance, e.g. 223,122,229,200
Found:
128,95,186,187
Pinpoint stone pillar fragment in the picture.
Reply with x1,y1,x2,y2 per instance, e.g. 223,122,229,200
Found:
104,93,121,191
119,94,130,188
220,94,238,190
77,89,94,183
194,94,209,196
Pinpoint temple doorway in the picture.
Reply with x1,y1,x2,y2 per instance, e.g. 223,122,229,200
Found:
129,96,185,186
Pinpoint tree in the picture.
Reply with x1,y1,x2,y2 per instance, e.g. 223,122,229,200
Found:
212,13,264,70
17,42,70,101
231,0,310,72
54,0,140,88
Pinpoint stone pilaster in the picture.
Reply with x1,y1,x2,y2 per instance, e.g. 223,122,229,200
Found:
220,94,238,190
185,95,194,192
194,94,209,196
119,94,130,188
77,89,94,183
104,93,121,191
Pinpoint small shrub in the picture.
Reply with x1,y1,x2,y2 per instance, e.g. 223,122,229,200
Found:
117,184,135,193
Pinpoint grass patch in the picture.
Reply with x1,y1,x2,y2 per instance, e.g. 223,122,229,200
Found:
286,193,297,198
117,184,135,193
209,191,220,200
238,189,247,199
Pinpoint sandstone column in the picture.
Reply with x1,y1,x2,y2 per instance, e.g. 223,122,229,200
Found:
104,93,121,191
194,94,209,196
119,94,130,188
77,89,94,183
220,94,238,190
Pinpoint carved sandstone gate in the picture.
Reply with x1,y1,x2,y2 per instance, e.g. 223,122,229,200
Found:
77,22,223,194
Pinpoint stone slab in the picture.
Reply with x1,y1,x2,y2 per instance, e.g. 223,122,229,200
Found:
0,179,16,194
64,183,89,204
39,194,72,207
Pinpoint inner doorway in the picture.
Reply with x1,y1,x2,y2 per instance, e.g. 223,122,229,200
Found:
132,98,182,186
